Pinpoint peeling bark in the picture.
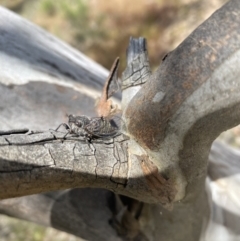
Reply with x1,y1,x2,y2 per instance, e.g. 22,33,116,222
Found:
0,130,130,199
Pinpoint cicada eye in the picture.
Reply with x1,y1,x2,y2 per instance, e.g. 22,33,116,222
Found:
68,115,75,122
76,120,83,127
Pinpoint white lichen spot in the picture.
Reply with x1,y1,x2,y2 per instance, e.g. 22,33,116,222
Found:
152,91,165,103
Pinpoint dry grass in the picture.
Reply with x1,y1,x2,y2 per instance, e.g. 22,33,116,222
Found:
0,215,84,241
0,0,228,70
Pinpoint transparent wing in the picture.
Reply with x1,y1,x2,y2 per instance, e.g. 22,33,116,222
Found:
85,116,123,138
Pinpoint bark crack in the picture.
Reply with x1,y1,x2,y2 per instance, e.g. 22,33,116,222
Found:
92,143,98,181
46,145,56,166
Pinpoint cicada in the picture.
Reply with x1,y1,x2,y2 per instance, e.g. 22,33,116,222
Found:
55,57,123,140
56,114,122,140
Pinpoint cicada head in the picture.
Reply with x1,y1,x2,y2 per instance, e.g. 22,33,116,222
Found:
68,115,90,135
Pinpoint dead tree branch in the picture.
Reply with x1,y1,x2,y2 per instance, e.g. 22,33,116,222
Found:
1,1,240,240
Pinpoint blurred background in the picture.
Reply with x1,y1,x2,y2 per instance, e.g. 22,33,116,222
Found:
0,0,238,240
0,0,229,71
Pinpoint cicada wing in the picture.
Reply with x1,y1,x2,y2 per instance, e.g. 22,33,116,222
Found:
107,115,123,131
85,116,123,138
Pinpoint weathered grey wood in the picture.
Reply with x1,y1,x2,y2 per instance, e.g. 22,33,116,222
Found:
122,0,240,240
205,141,240,240
0,6,130,241
0,7,162,240
121,37,151,113
122,37,151,89
0,189,123,241
0,7,107,87
0,131,130,198
0,35,175,205
1,1,240,241
0,6,111,131
1,141,240,241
